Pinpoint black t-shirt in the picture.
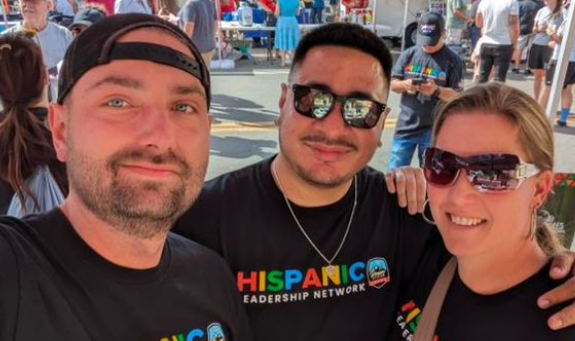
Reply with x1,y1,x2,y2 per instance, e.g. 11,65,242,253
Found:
390,254,575,341
174,157,446,341
0,209,254,341
0,180,14,215
391,46,464,137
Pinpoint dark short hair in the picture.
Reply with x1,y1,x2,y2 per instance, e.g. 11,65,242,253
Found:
290,23,392,88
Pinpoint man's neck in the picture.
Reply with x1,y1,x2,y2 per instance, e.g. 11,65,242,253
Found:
60,195,168,270
457,240,548,295
272,155,353,207
23,19,48,32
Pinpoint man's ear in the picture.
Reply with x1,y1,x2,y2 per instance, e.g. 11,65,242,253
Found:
533,170,554,210
49,103,69,162
278,83,288,109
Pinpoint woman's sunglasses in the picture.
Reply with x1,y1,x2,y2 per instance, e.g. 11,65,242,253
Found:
291,84,388,129
423,147,540,192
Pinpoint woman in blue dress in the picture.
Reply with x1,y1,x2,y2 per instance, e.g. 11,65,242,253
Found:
274,0,301,66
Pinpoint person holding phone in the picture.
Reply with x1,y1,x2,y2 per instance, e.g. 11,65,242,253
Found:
388,12,464,171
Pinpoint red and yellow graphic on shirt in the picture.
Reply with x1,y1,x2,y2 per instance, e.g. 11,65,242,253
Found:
396,300,441,341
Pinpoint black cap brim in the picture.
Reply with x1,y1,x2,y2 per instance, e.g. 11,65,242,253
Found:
417,33,441,47
69,20,93,29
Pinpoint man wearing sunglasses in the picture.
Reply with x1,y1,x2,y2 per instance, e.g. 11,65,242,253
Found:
388,12,464,171
174,23,431,341
174,23,575,340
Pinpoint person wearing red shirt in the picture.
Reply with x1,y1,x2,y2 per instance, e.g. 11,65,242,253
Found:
220,0,238,17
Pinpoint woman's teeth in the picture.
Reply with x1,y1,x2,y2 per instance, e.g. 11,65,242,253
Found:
450,214,485,226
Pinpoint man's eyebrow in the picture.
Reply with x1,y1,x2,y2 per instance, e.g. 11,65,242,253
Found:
306,82,375,100
172,84,206,98
86,76,143,93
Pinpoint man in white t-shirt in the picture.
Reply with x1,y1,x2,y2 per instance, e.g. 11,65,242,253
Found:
476,0,520,82
2,0,73,101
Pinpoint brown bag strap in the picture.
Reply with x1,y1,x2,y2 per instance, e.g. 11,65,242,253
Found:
413,257,457,341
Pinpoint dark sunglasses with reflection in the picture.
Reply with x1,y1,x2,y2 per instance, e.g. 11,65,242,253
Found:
290,84,390,129
423,147,541,193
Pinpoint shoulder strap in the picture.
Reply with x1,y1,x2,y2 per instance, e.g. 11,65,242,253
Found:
413,257,457,341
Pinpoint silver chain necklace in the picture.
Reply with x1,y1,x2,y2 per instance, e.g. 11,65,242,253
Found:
271,160,358,276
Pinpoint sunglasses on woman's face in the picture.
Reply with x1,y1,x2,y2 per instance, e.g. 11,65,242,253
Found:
423,147,540,192
290,84,388,129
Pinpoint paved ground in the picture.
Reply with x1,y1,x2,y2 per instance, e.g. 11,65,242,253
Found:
206,47,575,179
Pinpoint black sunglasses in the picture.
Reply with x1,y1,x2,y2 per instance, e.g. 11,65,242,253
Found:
423,147,540,192
291,84,388,129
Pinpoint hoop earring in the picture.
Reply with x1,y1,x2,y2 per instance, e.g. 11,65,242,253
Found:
530,210,537,240
422,199,436,225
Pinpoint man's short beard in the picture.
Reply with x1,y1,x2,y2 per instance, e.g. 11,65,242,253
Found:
67,146,206,239
293,161,352,188
278,132,357,188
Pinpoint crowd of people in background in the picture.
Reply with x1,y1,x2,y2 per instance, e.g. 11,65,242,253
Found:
2,0,575,335
0,0,572,196
3,13,575,340
444,0,573,127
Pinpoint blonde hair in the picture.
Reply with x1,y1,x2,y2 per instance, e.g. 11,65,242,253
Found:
433,83,564,255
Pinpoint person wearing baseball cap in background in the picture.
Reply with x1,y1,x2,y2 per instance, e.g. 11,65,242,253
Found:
387,12,465,171
69,3,108,36
0,13,253,341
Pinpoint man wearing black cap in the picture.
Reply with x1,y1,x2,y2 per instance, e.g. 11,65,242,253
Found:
0,14,253,341
68,3,108,36
387,12,465,170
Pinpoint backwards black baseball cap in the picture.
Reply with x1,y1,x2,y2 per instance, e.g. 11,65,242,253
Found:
57,14,210,105
416,12,445,47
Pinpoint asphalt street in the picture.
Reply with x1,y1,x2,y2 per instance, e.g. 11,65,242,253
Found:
206,48,575,180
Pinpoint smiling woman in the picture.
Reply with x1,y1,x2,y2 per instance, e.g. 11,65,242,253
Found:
388,83,575,341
